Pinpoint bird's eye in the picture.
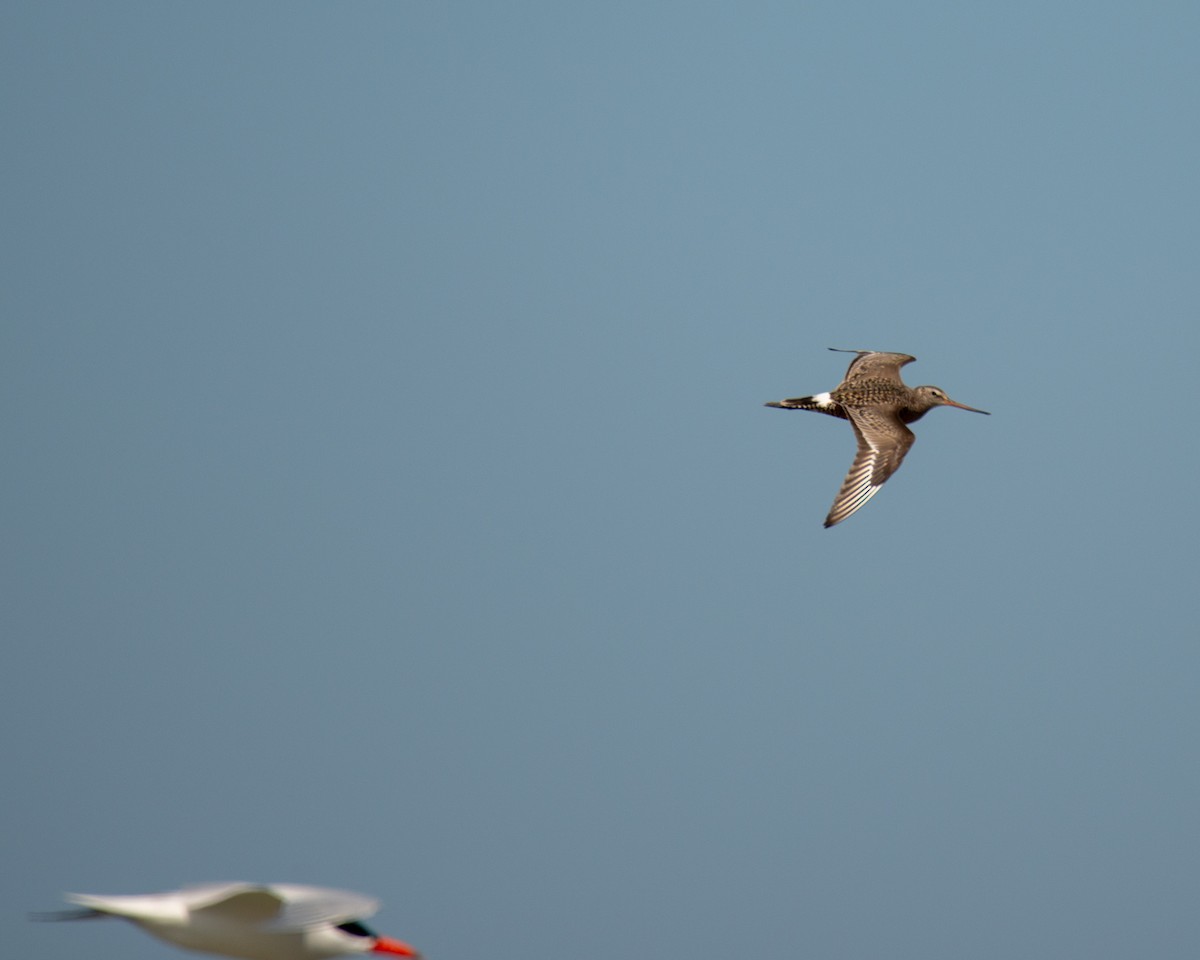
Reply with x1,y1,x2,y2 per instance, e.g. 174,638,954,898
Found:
336,921,376,939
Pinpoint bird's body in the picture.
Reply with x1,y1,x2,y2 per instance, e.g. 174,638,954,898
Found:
34,883,420,960
765,349,989,527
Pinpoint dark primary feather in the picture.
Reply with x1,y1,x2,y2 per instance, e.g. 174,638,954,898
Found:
29,908,108,922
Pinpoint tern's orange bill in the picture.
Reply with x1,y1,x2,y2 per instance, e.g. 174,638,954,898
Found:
373,937,421,957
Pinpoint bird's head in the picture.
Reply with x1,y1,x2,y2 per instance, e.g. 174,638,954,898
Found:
917,385,990,415
334,921,421,958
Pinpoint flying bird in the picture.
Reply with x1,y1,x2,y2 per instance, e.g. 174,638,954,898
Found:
33,882,420,960
765,349,989,527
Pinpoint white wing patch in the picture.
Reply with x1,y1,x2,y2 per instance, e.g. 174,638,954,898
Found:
824,449,884,527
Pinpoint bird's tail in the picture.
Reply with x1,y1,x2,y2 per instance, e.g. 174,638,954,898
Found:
764,394,848,419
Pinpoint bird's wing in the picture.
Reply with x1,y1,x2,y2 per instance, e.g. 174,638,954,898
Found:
64,890,192,921
264,885,380,930
186,885,287,925
824,408,916,527
186,883,378,930
838,350,917,384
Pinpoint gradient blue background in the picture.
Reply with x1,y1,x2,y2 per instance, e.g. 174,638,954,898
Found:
4,3,1198,959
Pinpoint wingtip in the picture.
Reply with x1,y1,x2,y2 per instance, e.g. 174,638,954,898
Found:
29,909,106,922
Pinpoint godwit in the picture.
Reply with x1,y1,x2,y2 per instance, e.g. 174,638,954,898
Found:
765,349,989,527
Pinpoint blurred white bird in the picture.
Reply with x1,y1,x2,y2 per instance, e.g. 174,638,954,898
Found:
33,882,421,960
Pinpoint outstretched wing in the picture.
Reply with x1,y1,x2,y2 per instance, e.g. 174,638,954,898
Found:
833,349,916,385
263,885,380,930
824,407,916,527
186,883,379,931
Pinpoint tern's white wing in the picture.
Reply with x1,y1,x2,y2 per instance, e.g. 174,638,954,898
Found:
179,883,267,909
66,889,193,921
187,884,380,931
265,884,379,930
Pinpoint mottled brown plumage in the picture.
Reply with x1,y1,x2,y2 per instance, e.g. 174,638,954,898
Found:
765,349,989,527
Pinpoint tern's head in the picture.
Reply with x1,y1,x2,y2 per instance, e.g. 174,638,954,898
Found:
329,921,421,957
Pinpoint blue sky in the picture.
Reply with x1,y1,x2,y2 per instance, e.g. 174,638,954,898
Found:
3,3,1199,959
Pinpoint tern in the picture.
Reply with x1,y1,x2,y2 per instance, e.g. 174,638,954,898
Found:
33,882,421,960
